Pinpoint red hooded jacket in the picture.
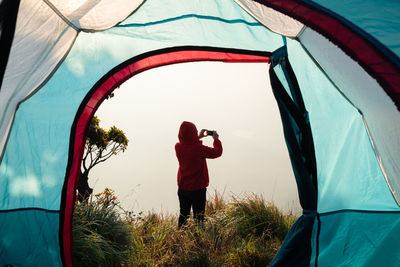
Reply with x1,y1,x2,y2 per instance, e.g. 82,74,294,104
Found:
175,121,223,190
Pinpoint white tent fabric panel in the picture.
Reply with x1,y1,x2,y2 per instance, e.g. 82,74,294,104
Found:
234,0,304,37
48,0,144,31
298,28,400,205
0,0,77,159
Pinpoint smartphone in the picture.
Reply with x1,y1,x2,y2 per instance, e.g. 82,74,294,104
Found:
207,130,213,136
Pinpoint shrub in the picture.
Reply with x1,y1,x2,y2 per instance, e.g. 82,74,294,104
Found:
72,188,133,267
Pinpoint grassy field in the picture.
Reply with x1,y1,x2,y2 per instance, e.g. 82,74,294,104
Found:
73,189,297,267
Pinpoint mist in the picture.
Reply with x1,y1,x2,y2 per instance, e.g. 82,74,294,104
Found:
90,61,300,215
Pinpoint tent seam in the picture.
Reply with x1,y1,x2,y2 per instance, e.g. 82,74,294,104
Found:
0,207,60,213
42,0,80,31
361,116,399,206
233,0,305,37
296,37,363,113
84,0,147,33
80,0,147,33
319,209,400,216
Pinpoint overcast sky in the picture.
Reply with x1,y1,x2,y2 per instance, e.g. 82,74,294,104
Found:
89,61,300,215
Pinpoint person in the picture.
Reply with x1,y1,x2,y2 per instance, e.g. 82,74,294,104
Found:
175,121,223,228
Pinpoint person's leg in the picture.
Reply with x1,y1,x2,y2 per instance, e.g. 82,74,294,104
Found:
192,188,207,222
178,189,192,228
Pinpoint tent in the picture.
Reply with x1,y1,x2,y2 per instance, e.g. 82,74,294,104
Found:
1,0,399,266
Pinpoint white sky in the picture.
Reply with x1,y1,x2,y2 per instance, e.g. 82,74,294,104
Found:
90,61,300,215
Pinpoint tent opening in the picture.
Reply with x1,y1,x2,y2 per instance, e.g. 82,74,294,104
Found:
85,60,300,214
63,47,305,265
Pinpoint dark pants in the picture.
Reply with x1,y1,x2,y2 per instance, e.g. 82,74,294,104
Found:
178,188,207,227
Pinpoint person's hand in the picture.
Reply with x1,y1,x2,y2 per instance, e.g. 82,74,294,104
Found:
199,129,207,139
212,131,219,140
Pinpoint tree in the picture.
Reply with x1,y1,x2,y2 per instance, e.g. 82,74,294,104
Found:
77,115,129,202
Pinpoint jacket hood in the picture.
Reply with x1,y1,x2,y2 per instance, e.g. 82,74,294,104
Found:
178,121,200,144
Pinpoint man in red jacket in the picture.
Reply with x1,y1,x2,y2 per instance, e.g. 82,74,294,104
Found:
175,121,223,227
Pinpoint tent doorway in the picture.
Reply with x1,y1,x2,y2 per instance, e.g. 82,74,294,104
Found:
62,47,300,264
88,60,299,214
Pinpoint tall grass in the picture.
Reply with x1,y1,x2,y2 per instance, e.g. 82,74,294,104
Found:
73,189,297,266
72,188,133,267
128,191,297,266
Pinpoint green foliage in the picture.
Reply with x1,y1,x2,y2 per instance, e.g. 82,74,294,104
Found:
82,115,129,174
86,117,128,151
86,116,108,149
72,188,132,267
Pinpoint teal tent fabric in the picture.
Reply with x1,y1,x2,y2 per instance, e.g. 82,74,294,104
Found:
286,38,398,212
0,210,61,266
311,211,400,266
1,0,400,266
285,34,400,266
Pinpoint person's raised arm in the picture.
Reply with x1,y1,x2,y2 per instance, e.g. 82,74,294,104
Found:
201,131,222,159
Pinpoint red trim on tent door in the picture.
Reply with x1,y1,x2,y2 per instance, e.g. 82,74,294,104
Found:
62,49,270,267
